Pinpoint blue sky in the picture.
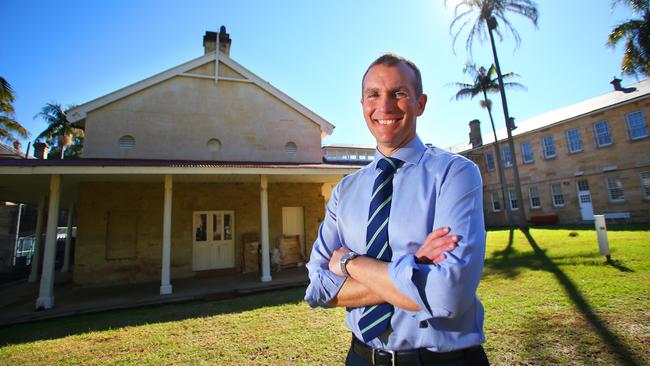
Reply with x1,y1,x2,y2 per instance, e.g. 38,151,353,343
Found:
1,0,644,151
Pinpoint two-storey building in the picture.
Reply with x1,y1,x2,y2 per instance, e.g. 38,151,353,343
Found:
450,78,650,226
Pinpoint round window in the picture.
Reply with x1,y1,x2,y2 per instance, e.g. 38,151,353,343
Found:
207,138,222,153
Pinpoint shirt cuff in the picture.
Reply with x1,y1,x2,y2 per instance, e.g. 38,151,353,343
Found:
388,254,452,321
304,269,347,308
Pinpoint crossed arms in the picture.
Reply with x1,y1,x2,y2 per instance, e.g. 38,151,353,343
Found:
327,227,459,310
304,159,486,319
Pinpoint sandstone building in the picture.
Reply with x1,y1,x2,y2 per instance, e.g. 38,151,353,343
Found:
450,78,650,226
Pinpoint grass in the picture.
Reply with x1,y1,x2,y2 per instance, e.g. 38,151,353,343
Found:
1,225,649,365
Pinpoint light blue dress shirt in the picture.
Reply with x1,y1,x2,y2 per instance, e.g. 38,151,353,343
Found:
304,135,486,352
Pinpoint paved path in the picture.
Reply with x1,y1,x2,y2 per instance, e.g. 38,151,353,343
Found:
0,267,308,326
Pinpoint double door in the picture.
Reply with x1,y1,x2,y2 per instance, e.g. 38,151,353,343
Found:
193,211,235,271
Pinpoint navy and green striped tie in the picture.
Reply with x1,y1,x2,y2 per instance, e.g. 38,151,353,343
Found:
358,157,402,342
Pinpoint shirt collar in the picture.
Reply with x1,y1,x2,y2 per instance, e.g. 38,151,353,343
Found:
373,134,427,167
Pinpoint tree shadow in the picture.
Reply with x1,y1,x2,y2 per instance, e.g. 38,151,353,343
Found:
605,258,634,273
0,286,307,346
521,230,643,366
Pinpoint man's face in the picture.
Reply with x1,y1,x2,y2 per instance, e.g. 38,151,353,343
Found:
361,62,427,156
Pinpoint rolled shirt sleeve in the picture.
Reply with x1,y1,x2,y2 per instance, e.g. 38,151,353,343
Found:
388,159,486,321
304,182,347,308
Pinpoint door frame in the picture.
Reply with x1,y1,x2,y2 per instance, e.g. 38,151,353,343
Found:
192,210,235,271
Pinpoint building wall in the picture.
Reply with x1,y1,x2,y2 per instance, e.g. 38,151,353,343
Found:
82,63,323,163
74,181,325,286
468,97,650,226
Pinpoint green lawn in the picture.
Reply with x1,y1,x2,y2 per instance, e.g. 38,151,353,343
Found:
1,226,649,365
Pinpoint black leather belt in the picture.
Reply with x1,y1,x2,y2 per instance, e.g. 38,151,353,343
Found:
351,336,478,366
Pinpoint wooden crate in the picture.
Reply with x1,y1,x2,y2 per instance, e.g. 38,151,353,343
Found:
277,235,304,268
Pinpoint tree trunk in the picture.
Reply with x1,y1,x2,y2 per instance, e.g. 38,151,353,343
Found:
483,91,513,228
487,19,528,230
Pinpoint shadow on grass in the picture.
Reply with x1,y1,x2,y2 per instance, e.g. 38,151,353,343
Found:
605,258,634,273
0,286,307,346
522,230,643,366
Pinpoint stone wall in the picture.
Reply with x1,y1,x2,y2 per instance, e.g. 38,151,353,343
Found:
74,181,325,286
469,97,650,226
82,65,323,163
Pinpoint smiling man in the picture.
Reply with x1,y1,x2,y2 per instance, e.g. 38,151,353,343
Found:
305,53,489,366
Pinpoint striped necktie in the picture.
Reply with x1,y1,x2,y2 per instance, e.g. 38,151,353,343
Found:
358,157,402,342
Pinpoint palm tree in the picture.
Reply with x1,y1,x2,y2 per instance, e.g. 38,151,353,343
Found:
607,0,650,77
34,102,83,159
447,0,538,229
451,63,525,227
0,77,30,146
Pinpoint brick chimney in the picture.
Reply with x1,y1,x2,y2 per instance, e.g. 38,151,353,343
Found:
218,26,231,56
33,142,49,159
469,119,483,148
203,26,232,56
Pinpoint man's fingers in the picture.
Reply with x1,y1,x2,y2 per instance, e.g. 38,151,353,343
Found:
425,227,451,242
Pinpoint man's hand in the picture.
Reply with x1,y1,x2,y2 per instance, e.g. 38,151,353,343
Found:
415,227,459,264
328,246,351,276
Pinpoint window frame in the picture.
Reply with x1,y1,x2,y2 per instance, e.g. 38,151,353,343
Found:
508,191,519,211
490,193,501,212
605,177,625,202
626,111,648,140
550,183,565,207
528,186,541,209
640,171,650,200
593,120,612,147
565,128,583,153
485,151,496,172
502,146,513,168
521,142,534,164
542,135,556,159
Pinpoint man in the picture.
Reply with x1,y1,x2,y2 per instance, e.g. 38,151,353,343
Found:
304,53,489,366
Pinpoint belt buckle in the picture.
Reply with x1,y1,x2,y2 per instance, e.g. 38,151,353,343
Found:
372,349,396,366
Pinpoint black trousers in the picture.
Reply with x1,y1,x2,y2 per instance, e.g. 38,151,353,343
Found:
345,344,490,366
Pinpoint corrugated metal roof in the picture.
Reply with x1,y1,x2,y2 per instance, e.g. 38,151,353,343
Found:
447,78,650,153
0,142,27,159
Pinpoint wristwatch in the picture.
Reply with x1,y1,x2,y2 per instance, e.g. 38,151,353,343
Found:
340,251,360,276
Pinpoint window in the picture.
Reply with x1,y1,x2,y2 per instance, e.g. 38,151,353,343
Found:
594,120,612,147
485,152,495,171
626,111,648,140
529,186,541,208
550,183,565,207
565,128,583,153
542,136,556,159
521,142,534,163
502,146,513,168
490,193,501,212
509,191,519,211
606,177,625,202
207,138,221,153
641,171,650,199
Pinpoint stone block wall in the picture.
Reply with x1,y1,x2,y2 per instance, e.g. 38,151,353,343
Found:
74,181,325,286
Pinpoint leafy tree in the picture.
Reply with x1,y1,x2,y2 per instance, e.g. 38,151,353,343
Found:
34,102,83,159
447,0,538,229
608,0,650,77
0,77,30,145
452,63,525,226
